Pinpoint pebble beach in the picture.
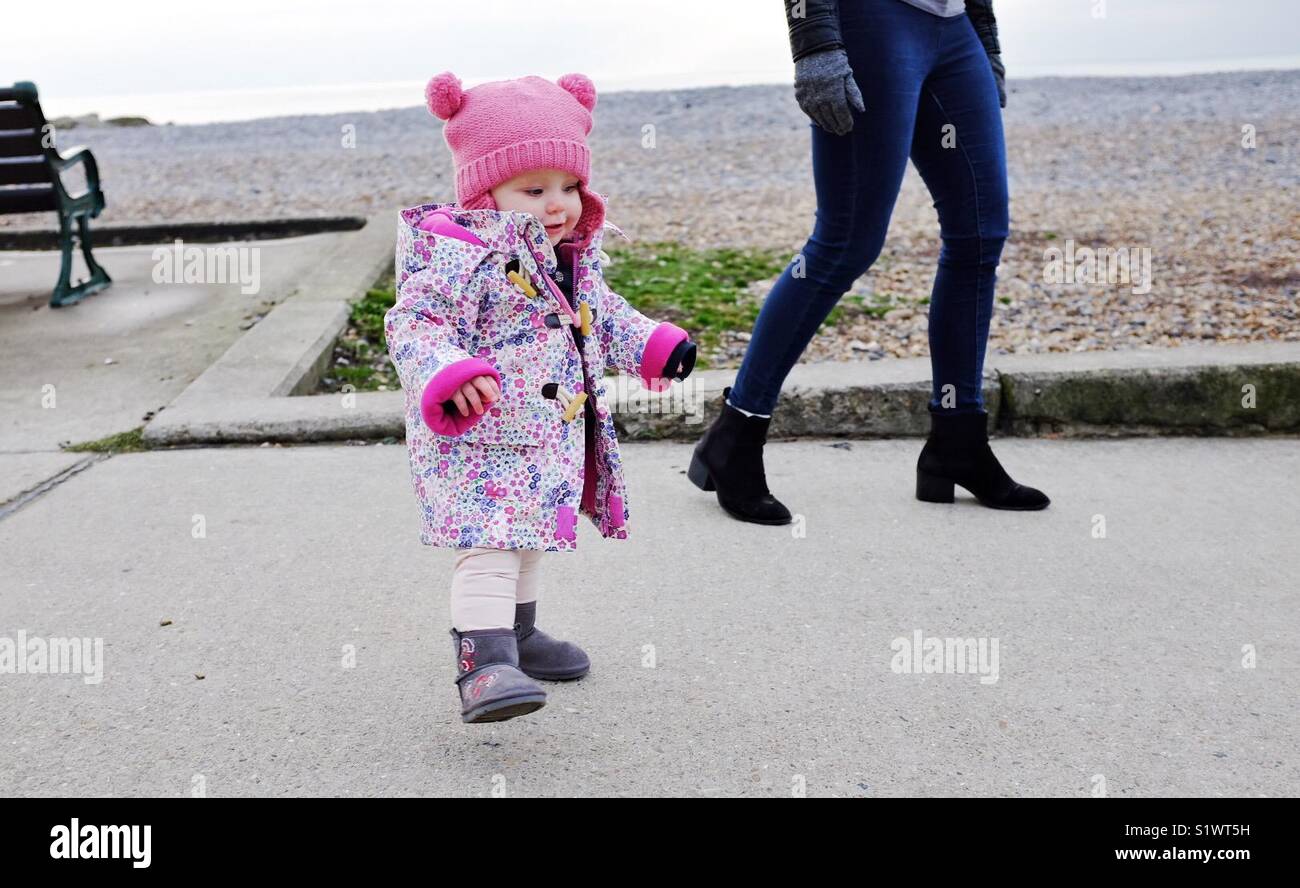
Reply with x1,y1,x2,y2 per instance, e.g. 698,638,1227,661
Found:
6,70,1298,366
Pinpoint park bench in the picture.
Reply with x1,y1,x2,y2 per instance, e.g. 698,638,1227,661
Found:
0,81,111,307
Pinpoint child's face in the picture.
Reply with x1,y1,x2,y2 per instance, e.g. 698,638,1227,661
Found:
490,169,583,245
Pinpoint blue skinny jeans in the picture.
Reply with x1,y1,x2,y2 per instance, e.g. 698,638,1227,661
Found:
729,0,1009,416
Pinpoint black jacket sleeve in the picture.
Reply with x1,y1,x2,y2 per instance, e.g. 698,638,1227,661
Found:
788,2,1002,64
785,0,843,62
964,0,1002,58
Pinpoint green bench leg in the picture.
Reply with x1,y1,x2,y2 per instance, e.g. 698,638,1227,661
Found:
49,213,112,308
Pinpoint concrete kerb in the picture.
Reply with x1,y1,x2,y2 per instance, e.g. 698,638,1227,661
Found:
142,213,396,446
614,361,1002,441
993,342,1300,436
140,213,1300,445
614,342,1300,440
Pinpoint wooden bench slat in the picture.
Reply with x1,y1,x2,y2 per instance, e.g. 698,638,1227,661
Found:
0,85,37,103
0,131,43,159
0,184,58,213
0,104,40,130
0,158,50,186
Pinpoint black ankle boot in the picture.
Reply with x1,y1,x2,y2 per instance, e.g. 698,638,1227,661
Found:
916,411,1050,510
687,386,792,525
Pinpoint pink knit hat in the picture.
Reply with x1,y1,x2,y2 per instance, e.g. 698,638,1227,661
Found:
426,72,601,230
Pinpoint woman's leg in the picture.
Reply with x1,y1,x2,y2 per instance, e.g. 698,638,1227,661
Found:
908,14,1010,414
728,0,940,416
691,2,945,524
909,18,1048,510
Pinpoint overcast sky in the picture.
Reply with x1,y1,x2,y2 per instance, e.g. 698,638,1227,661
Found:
3,0,1297,120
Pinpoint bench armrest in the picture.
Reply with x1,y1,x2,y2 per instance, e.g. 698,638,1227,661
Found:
49,146,105,210
52,146,102,189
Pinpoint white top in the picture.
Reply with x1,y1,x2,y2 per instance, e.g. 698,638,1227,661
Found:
897,0,967,17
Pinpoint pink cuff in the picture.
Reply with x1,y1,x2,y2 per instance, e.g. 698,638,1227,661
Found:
640,322,689,392
419,357,502,435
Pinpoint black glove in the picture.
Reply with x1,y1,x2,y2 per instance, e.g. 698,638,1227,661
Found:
988,52,1006,109
965,0,1006,108
661,339,696,381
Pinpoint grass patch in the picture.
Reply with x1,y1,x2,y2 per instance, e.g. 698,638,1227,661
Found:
62,427,147,453
318,271,398,393
603,242,790,365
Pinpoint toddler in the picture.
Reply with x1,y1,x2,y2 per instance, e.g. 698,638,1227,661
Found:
385,72,696,723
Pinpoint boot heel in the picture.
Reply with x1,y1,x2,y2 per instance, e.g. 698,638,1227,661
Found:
687,453,716,491
916,469,955,503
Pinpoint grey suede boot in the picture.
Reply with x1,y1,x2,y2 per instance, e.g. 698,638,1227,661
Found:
451,628,547,724
514,601,590,681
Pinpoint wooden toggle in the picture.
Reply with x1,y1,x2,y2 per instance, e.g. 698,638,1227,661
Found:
541,383,588,423
507,270,537,298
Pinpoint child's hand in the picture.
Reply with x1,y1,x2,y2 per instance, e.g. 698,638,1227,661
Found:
447,374,500,417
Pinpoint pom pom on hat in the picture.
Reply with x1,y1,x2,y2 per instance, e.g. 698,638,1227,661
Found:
426,72,464,120
556,73,597,111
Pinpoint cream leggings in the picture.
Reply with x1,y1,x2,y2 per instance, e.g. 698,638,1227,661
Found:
450,547,544,631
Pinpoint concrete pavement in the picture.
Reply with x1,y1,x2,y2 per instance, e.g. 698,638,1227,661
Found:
1,436,1296,797
0,227,383,453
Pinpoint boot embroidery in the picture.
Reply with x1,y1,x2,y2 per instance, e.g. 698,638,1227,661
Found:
459,637,476,673
467,671,499,701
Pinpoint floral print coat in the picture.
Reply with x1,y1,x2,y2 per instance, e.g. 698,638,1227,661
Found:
385,196,689,552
